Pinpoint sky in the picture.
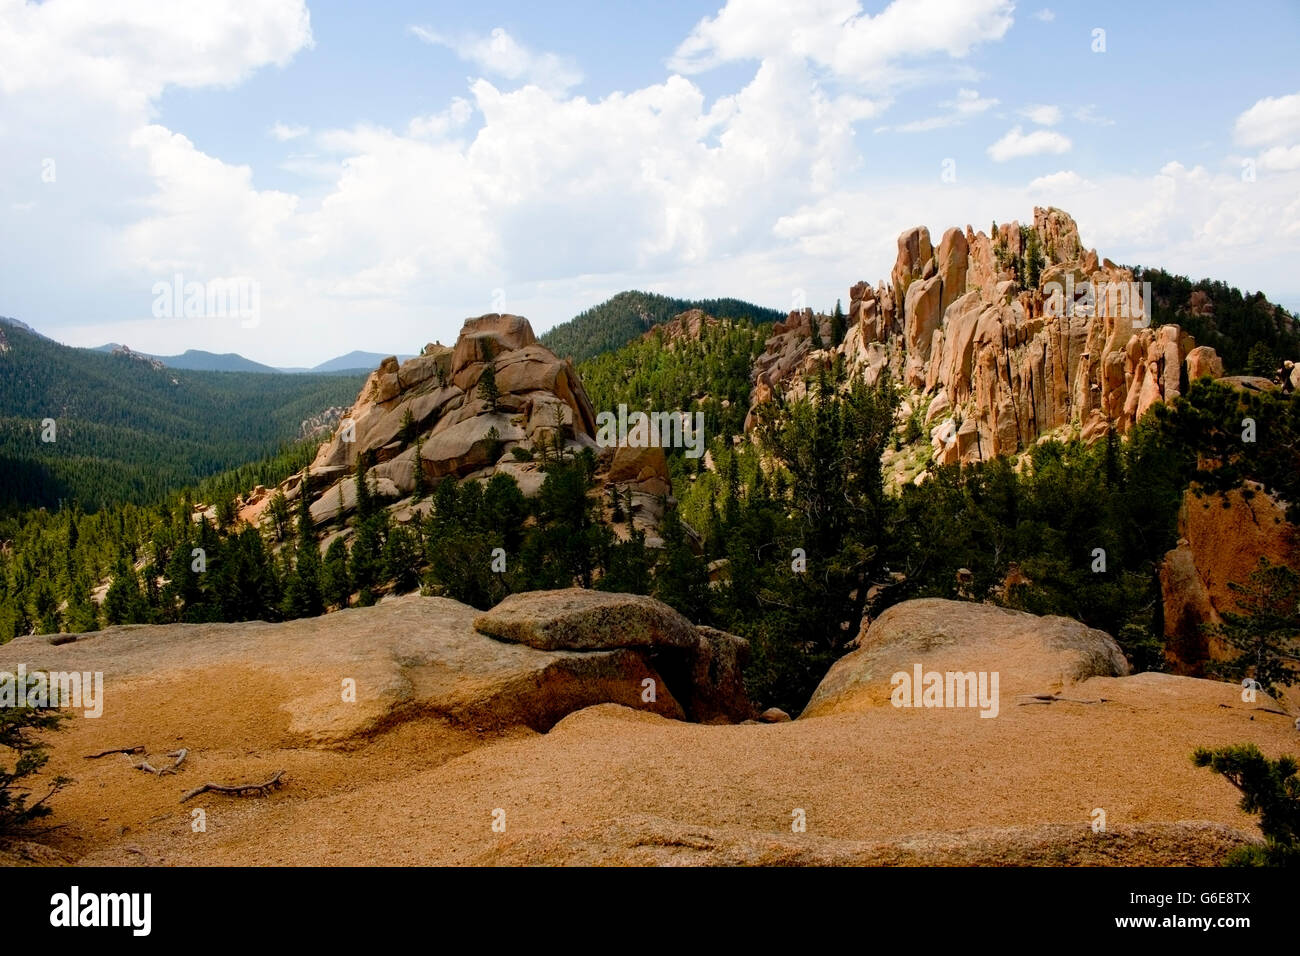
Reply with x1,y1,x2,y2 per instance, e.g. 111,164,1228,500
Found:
2,0,1299,367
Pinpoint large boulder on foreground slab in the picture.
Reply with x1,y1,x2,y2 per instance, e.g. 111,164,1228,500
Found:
801,598,1129,718
474,589,753,722
474,588,699,651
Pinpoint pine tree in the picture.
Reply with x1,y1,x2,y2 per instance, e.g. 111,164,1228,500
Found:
322,537,351,609
1207,558,1300,698
653,507,710,622
830,299,846,347
103,556,148,625
477,360,501,412
282,488,324,618
1193,744,1300,866
0,703,67,833
267,491,291,542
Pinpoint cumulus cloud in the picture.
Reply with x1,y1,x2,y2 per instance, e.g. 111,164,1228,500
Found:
410,25,582,93
669,0,1014,83
1028,170,1091,191
1258,144,1300,171
1233,91,1300,146
987,125,1072,161
0,0,311,107
1032,8,1055,21
5,0,1300,363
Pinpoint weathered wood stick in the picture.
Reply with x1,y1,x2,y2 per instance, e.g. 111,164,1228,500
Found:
84,746,145,759
180,770,285,804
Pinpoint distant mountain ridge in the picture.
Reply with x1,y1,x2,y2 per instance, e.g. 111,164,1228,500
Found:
90,343,414,375
0,322,366,513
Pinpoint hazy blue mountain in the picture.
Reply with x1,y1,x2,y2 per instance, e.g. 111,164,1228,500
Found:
308,350,415,373
1,322,364,512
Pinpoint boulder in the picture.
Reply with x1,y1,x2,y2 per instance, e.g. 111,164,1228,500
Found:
398,348,452,390
450,314,537,378
474,588,699,651
1185,345,1223,382
474,590,753,722
801,598,1129,718
686,626,754,723
490,458,548,497
609,442,669,486
308,475,401,524
421,412,524,478
0,594,689,744
370,446,422,497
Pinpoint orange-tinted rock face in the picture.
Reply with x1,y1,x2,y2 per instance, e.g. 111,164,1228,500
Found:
1160,486,1298,675
297,314,604,528
745,206,1225,465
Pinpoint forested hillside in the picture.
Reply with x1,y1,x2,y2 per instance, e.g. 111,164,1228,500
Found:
1132,265,1300,374
577,315,770,442
0,322,364,513
540,291,784,363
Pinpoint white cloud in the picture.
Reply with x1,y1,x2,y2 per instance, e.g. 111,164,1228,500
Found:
987,125,1072,161
7,0,1300,364
1032,8,1055,21
270,122,308,141
1258,144,1300,171
410,26,582,93
1019,104,1062,126
669,0,1015,83
0,0,311,107
1233,91,1300,146
1028,170,1091,191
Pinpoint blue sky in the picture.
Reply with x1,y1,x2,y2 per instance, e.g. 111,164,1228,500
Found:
2,0,1299,365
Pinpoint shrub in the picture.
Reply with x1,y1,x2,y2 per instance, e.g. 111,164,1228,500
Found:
0,704,68,834
1193,744,1299,866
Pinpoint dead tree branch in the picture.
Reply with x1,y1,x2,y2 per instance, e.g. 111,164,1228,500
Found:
180,770,285,804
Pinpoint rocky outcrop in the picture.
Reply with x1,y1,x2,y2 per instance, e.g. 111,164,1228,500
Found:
474,589,753,722
1160,486,1298,674
746,207,1227,466
801,598,1129,718
291,314,600,526
1,591,756,742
